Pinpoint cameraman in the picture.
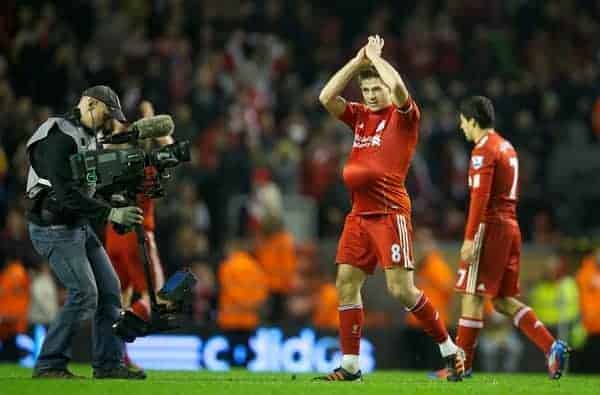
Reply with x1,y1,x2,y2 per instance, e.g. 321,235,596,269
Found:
26,86,146,379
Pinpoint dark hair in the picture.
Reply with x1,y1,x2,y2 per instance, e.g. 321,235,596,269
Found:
357,66,381,85
459,96,495,129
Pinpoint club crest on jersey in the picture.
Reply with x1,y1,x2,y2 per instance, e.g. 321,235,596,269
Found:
471,155,484,170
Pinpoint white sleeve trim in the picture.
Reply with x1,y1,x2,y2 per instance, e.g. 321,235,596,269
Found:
397,99,414,114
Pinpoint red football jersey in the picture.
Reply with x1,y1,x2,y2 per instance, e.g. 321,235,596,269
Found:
139,166,157,231
465,131,518,239
139,194,155,231
338,98,420,215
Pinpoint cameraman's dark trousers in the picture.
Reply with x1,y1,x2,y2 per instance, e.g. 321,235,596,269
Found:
29,220,124,372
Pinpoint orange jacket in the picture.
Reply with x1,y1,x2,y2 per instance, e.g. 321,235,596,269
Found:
312,282,339,330
254,231,297,293
0,260,30,340
406,251,454,327
576,255,600,335
218,251,268,330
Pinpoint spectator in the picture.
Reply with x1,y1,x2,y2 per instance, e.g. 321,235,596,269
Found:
311,266,339,331
286,244,318,326
0,207,42,270
190,261,217,324
478,311,524,372
573,248,600,373
254,215,297,324
0,253,30,361
217,239,268,366
27,262,58,327
528,255,579,341
247,168,283,231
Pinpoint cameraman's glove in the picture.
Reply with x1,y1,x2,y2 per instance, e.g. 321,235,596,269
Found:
108,206,143,227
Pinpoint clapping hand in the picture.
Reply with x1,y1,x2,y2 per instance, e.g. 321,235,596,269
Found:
365,34,384,61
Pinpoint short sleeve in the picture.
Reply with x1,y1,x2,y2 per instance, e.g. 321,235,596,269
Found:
338,102,363,129
464,145,497,239
470,145,497,178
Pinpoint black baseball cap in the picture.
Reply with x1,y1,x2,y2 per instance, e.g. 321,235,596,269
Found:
82,85,126,122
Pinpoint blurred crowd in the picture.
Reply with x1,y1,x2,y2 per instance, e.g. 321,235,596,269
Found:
1,0,600,371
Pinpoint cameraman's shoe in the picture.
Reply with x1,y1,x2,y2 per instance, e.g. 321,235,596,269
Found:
33,368,85,379
124,352,143,372
93,365,147,380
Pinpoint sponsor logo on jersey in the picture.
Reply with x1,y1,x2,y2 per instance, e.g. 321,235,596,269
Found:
353,133,382,148
471,155,484,170
375,119,386,133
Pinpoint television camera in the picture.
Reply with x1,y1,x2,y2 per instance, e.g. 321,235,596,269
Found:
70,115,197,342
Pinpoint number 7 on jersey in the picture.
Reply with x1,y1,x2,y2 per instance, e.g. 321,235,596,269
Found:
508,157,518,200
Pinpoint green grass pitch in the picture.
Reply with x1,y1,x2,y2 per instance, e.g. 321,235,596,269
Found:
1,364,599,395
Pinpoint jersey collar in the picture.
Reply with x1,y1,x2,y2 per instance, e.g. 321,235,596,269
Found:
475,130,494,148
369,104,394,114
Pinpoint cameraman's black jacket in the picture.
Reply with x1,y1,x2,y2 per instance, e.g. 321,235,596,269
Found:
26,109,111,226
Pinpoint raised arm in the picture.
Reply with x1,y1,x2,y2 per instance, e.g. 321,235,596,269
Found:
318,48,369,117
364,35,410,108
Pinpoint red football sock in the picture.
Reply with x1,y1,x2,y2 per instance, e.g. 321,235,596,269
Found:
131,298,150,322
513,307,555,354
338,304,363,355
457,317,484,371
408,292,449,344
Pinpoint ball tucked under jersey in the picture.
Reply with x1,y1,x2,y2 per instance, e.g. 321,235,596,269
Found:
338,98,420,216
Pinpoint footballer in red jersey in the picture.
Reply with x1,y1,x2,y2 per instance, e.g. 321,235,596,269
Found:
104,101,170,321
314,35,464,382
449,96,570,381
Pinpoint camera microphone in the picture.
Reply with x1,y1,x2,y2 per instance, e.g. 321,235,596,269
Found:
101,115,174,144
130,114,174,140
